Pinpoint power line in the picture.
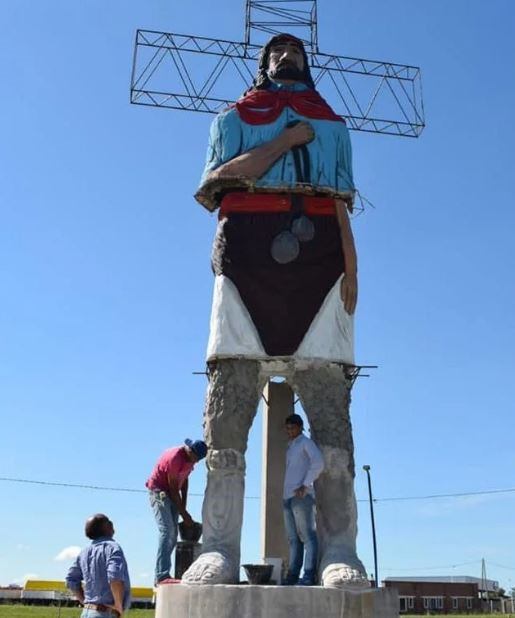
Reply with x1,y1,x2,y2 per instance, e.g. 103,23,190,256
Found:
382,560,480,572
2,476,515,503
0,476,257,499
488,562,515,572
383,559,514,575
375,487,515,503
0,477,146,494
6,476,510,578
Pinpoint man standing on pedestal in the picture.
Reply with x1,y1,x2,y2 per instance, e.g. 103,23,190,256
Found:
283,413,324,586
146,439,207,585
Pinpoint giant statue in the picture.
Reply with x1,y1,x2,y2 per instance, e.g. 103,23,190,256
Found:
182,33,368,589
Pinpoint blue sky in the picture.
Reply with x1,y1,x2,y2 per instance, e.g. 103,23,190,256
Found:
1,0,515,591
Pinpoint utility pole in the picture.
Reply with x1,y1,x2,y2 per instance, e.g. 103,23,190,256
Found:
481,558,489,609
363,465,378,588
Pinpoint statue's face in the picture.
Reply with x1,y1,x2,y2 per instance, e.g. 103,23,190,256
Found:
267,40,305,82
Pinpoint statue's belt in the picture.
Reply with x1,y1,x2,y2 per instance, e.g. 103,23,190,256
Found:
220,123,333,264
219,192,336,219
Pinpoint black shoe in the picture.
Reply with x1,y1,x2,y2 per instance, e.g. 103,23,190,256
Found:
282,572,299,586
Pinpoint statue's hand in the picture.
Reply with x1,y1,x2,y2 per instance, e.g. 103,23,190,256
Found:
340,273,357,315
283,121,315,148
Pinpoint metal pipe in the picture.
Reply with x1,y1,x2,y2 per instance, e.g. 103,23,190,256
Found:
363,465,378,587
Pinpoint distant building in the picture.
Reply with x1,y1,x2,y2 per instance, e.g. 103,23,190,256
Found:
384,576,499,614
0,581,154,608
0,587,22,603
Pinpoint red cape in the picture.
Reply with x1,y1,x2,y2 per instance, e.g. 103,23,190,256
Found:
234,88,345,124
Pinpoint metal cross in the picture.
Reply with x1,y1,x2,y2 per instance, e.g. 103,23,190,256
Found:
130,0,425,138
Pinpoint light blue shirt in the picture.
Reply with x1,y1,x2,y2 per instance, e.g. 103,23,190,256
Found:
283,433,324,499
201,82,355,195
66,537,131,610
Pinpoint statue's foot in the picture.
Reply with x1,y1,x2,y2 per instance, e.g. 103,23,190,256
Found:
321,563,370,590
181,551,237,585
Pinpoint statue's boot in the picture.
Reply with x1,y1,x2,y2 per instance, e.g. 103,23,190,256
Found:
182,359,264,585
182,448,245,584
316,446,369,589
292,365,369,590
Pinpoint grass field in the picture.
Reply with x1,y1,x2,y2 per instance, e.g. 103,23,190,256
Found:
1,607,514,618
0,607,154,618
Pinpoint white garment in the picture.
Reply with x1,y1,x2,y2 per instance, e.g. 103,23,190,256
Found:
284,433,324,499
206,274,354,366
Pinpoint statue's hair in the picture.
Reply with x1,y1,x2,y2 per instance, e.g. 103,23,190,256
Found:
248,33,315,93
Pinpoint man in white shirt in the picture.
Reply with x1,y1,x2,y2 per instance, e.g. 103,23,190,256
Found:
283,413,324,585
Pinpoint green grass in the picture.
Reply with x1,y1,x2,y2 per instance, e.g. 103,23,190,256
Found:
1,608,514,618
0,607,154,618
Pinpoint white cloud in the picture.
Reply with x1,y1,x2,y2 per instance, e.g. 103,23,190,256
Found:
138,573,150,579
54,546,82,561
13,573,39,585
16,544,30,551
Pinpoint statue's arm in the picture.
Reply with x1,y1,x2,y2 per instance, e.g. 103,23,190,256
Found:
335,199,358,315
206,121,313,182
195,119,315,210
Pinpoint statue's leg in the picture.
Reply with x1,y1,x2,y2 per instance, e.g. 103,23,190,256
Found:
292,364,369,589
182,358,264,585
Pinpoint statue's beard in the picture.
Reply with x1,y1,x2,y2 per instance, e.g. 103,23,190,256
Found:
268,64,304,82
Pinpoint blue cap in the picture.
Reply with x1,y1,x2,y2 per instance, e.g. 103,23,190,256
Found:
185,438,208,460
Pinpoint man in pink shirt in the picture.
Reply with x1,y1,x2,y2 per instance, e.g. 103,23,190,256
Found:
146,438,207,584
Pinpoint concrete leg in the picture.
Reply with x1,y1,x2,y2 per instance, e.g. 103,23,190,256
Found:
292,364,369,590
182,359,265,584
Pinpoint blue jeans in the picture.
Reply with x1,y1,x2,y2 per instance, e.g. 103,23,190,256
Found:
81,611,115,618
283,494,318,578
149,490,179,583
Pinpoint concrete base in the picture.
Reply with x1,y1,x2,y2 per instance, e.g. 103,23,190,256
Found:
156,583,398,618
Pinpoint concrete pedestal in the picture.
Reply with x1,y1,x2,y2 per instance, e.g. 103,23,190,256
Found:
156,583,398,618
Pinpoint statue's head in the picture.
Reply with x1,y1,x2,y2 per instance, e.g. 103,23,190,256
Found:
252,33,315,90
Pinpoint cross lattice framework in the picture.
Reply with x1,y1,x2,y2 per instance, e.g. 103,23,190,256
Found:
244,0,318,51
130,1,425,137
